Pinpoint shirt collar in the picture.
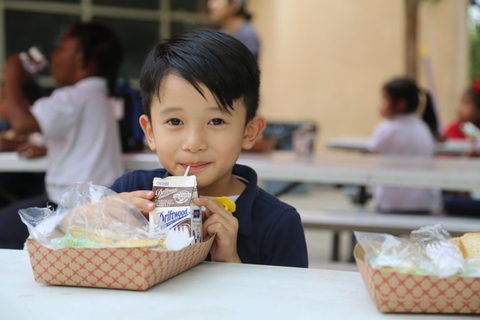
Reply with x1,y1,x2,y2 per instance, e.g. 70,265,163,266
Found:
232,164,257,236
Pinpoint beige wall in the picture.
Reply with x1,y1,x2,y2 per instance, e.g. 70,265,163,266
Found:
249,0,468,153
419,0,469,126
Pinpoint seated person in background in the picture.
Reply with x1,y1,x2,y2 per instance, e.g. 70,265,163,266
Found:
0,79,47,156
112,29,308,267
442,80,480,142
442,80,480,217
368,76,441,214
207,0,260,60
0,22,124,249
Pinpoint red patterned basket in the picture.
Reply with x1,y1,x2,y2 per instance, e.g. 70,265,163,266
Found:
354,244,480,314
26,237,214,291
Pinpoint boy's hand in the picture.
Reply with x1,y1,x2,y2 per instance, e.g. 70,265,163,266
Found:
194,197,241,263
16,144,47,158
3,54,29,84
0,130,23,151
117,190,155,219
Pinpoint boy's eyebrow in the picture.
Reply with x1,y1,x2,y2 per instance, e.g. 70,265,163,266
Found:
157,106,184,115
208,106,225,112
159,105,226,114
208,106,235,115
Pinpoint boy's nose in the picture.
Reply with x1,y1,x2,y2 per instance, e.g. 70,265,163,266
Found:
181,129,207,152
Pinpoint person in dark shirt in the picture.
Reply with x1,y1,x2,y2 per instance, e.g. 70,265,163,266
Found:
111,29,308,267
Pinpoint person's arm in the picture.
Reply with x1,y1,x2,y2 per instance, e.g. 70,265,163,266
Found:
368,123,391,153
16,144,47,158
0,130,26,151
2,54,40,134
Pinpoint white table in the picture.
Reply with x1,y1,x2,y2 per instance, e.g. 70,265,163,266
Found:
0,152,48,172
237,151,480,192
0,152,151,172
126,152,480,191
2,151,480,192
0,152,158,172
326,136,476,155
0,249,475,320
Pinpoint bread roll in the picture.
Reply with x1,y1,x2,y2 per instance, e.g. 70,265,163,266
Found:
56,194,165,249
458,232,480,259
67,227,165,249
449,236,462,248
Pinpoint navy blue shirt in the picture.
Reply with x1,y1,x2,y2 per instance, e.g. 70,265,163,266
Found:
111,164,308,268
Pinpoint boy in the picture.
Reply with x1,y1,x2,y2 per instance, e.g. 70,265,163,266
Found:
0,22,123,249
112,29,308,267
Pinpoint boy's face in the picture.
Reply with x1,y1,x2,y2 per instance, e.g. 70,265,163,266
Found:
379,89,405,119
50,35,82,85
140,73,263,195
379,90,395,118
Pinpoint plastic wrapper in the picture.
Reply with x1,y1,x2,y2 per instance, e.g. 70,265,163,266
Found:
355,224,479,278
19,182,168,250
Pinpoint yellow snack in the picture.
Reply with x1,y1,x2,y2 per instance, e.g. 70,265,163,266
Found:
213,196,236,213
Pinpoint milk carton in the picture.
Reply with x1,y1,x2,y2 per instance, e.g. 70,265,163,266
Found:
150,176,202,243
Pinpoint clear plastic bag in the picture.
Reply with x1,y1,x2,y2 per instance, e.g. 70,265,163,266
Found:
19,182,166,249
355,224,469,278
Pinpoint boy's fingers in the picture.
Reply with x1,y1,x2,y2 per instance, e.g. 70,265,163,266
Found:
203,215,232,232
205,222,222,238
194,197,232,219
122,190,155,200
202,208,237,229
205,222,234,242
118,190,155,212
203,212,238,239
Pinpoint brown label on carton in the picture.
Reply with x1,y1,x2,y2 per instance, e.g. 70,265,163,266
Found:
150,176,202,243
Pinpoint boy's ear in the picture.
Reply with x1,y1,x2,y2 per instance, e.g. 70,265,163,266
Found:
139,114,156,151
396,99,407,113
242,116,267,150
74,49,85,70
74,50,95,76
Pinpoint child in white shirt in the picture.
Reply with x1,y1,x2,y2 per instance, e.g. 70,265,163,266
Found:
368,77,441,213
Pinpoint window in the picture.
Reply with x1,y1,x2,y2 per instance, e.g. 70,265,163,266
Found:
0,0,211,85
92,17,158,78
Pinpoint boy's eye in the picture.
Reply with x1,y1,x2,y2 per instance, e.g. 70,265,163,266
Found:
166,118,183,126
208,118,225,126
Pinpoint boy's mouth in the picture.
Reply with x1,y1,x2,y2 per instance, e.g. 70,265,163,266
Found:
181,162,210,173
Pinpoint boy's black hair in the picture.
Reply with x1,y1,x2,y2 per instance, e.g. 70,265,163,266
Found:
65,22,123,95
383,77,419,113
139,28,260,123
383,76,440,139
